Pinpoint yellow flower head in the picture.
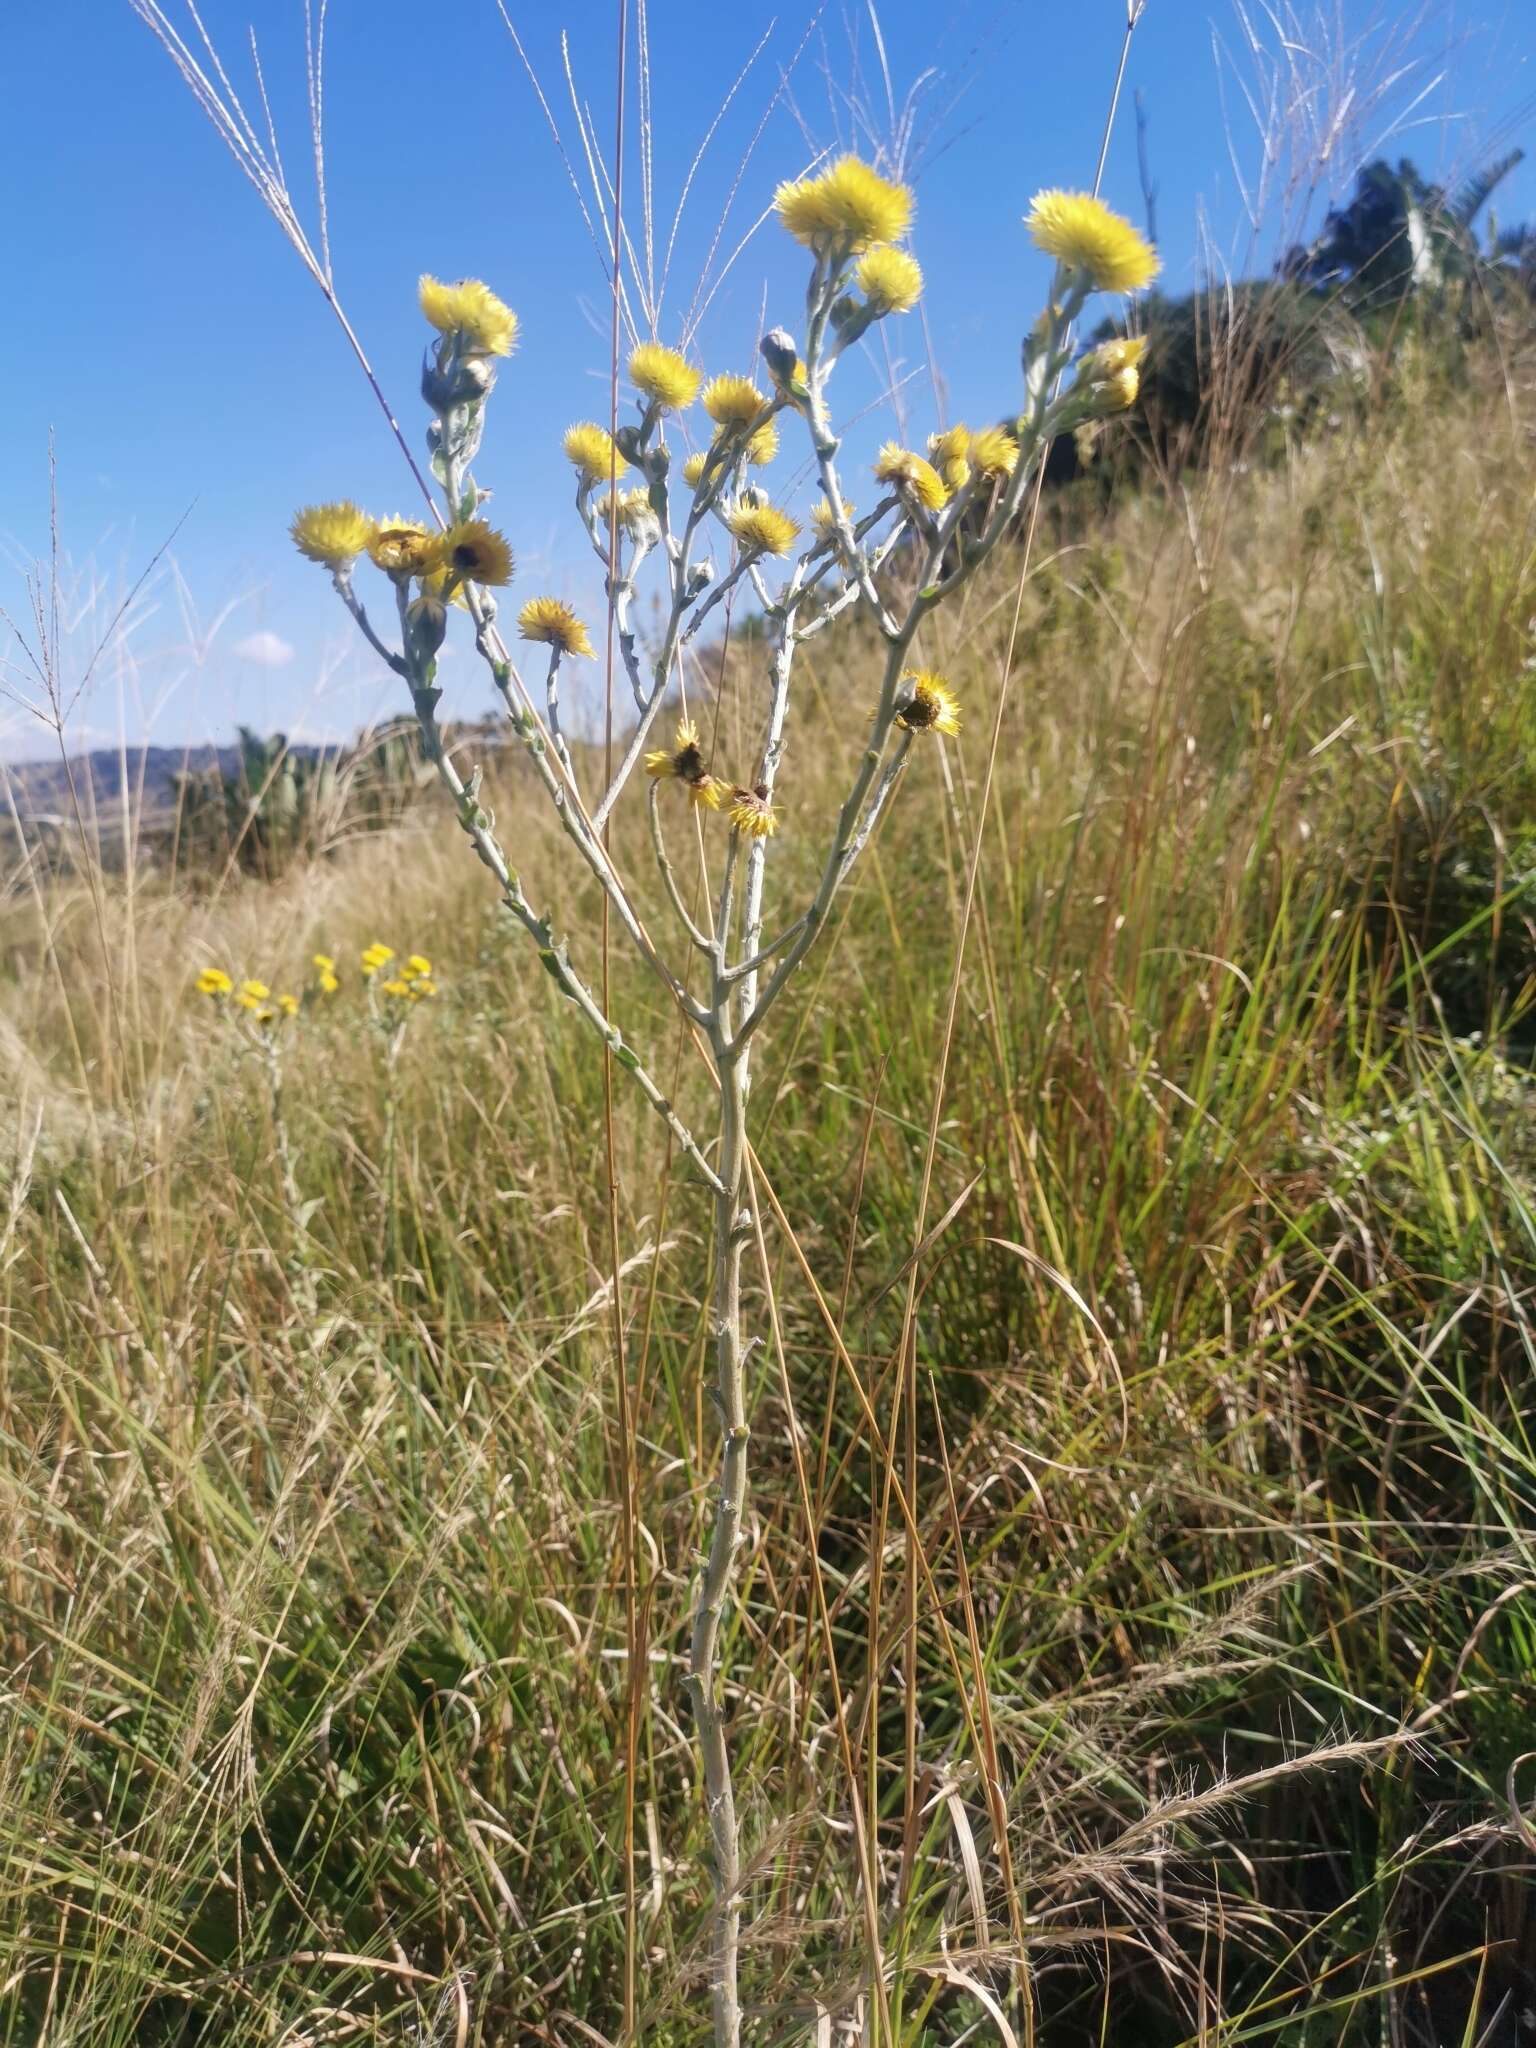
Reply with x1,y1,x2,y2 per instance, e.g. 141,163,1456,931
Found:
775,154,913,255
564,421,628,487
195,966,233,998
629,343,701,412
896,669,961,737
682,450,710,489
727,502,800,557
702,374,766,430
277,993,300,1018
855,243,924,313
644,717,720,808
969,425,1020,478
361,942,395,977
380,977,411,998
744,420,779,466
1026,191,1160,293
874,443,949,512
418,275,519,357
518,595,595,658
291,501,376,567
437,519,515,588
237,978,271,1011
409,978,438,999
368,520,438,577
403,954,432,979
727,784,777,838
927,425,971,494
1079,333,1149,411
312,953,335,973
811,496,856,535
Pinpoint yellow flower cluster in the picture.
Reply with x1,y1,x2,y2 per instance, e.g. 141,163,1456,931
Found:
874,443,949,513
418,275,519,356
290,506,514,589
776,154,914,255
364,942,439,1001
193,967,300,1023
1025,191,1160,294
642,721,794,839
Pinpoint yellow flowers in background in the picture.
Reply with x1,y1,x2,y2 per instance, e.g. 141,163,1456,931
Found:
1026,190,1160,294
193,943,441,1024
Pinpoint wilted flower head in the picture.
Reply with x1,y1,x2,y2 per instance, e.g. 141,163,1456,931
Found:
195,966,233,998
291,501,377,566
1076,333,1148,412
595,487,661,544
518,595,595,658
896,669,961,736
702,374,766,430
437,519,515,588
629,343,701,412
368,520,438,577
874,443,949,513
727,784,777,838
811,496,856,535
727,502,800,558
775,154,913,255
1026,191,1160,293
418,275,519,356
969,425,1021,478
927,425,971,494
564,421,628,487
855,244,924,313
645,718,721,809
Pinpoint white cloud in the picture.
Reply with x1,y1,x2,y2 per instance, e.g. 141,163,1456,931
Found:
232,630,294,668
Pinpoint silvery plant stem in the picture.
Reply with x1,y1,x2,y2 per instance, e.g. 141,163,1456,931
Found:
689,1039,751,2048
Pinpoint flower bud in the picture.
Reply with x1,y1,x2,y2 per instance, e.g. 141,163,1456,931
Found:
405,595,448,667
760,327,801,387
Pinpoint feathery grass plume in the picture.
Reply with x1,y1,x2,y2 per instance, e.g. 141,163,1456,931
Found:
727,501,800,557
436,519,514,588
367,520,438,576
895,669,961,735
702,374,766,430
744,420,778,466
194,967,233,998
291,501,377,566
855,243,924,313
1076,333,1149,412
418,275,519,357
727,783,777,836
360,942,394,976
928,425,972,493
810,495,856,535
875,442,950,512
629,342,701,412
518,596,595,658
969,424,1021,477
564,421,628,487
682,451,710,488
775,153,913,255
1026,189,1160,293
644,718,721,808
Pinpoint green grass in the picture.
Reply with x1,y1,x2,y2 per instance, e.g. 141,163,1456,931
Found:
2,348,1534,2046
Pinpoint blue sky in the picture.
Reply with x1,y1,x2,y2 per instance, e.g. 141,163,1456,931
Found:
3,0,1533,759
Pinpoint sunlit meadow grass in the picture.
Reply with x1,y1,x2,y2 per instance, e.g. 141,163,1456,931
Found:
3,332,1534,2044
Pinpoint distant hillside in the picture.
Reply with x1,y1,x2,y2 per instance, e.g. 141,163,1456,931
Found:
1,741,336,820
